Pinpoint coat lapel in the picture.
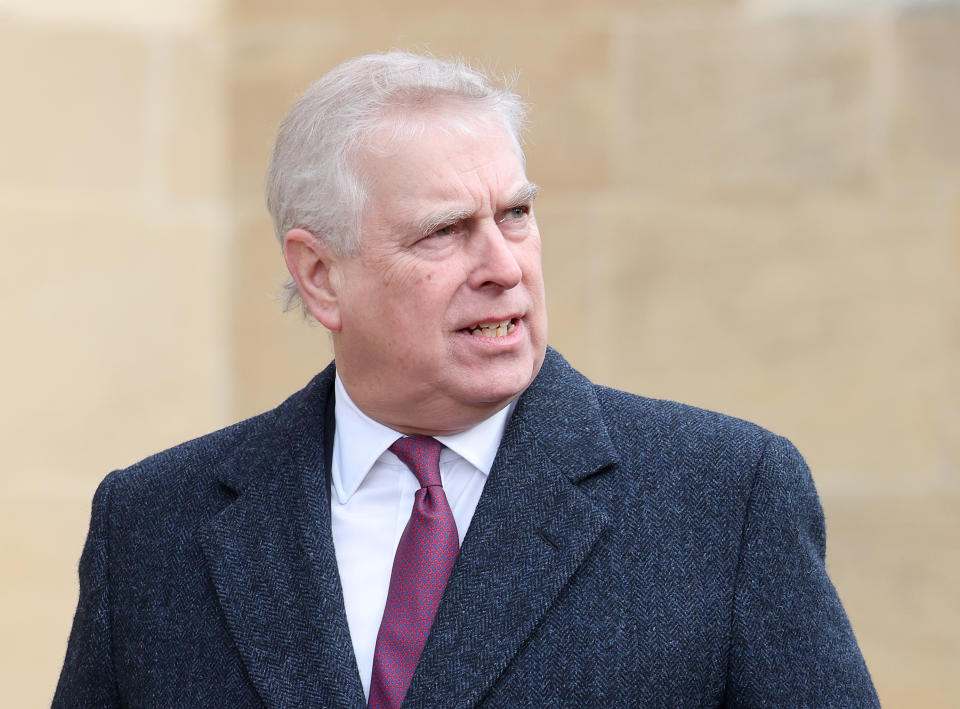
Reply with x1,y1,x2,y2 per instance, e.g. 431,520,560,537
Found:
405,349,618,707
199,365,366,709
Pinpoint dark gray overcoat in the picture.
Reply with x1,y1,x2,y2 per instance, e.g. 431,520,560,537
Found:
54,348,878,707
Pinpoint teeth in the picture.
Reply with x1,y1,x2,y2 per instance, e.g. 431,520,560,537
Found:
469,319,516,338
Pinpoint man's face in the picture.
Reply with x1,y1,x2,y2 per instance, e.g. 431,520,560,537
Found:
330,115,547,435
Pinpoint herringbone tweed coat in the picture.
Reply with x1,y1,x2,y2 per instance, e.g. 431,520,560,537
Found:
55,348,878,707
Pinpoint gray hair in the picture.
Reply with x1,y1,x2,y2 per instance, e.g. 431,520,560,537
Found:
265,50,530,313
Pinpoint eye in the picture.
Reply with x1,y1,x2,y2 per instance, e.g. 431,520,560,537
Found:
498,205,529,223
430,223,458,238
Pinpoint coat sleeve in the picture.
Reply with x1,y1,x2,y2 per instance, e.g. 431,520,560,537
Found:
52,472,121,708
725,435,880,707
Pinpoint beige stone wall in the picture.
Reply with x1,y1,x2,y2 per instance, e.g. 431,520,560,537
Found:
1,1,957,705
0,2,230,705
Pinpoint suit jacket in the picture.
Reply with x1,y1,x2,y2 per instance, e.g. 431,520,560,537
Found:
54,348,878,708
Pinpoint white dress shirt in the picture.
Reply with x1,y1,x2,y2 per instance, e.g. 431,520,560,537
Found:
330,374,515,698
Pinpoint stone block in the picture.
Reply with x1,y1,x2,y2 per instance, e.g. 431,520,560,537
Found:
823,493,960,708
227,0,737,26
164,36,228,203
612,17,877,197
0,0,222,33
538,193,609,379
0,21,226,207
0,22,149,200
887,10,960,191
0,204,225,477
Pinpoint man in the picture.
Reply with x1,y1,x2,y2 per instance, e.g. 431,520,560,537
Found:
55,52,879,707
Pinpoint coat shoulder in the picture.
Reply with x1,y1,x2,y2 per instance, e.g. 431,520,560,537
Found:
592,383,776,477
533,348,789,494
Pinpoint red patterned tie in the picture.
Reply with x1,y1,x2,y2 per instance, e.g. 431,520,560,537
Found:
367,436,460,709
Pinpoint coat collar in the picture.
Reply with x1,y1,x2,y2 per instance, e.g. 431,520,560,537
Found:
200,348,617,708
200,363,368,708
405,348,618,706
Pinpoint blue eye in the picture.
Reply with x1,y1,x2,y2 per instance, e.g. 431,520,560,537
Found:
498,206,529,223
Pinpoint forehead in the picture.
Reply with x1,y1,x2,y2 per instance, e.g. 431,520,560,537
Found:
365,100,521,158
357,113,528,212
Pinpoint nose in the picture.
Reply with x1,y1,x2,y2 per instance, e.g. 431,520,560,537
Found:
466,219,523,290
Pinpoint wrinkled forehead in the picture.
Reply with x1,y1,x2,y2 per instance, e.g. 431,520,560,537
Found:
360,117,526,200
360,99,523,162
346,101,530,244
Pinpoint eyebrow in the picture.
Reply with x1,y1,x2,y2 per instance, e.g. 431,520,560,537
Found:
413,182,540,236
415,207,473,237
507,182,540,208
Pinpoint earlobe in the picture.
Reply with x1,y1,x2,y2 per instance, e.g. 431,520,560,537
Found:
282,228,343,330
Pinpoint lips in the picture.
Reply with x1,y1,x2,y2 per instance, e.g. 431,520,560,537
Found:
464,318,518,338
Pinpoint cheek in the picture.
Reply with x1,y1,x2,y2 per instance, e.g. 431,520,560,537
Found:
517,232,543,265
519,249,545,288
371,251,432,291
381,272,457,329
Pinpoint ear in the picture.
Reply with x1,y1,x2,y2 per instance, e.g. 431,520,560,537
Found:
282,228,344,331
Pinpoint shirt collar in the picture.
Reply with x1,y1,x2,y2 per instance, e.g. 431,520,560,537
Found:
332,373,516,504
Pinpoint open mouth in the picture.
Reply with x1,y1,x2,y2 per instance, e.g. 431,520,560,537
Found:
464,318,518,339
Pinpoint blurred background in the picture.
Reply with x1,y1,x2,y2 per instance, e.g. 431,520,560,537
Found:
1,0,958,706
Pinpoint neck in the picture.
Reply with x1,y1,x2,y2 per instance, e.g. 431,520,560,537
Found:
336,374,515,437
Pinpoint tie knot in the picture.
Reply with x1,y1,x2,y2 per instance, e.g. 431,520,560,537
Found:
389,435,444,488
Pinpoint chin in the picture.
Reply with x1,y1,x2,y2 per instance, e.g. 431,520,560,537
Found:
461,363,539,408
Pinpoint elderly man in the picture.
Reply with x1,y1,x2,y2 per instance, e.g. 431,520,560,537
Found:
55,52,878,708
